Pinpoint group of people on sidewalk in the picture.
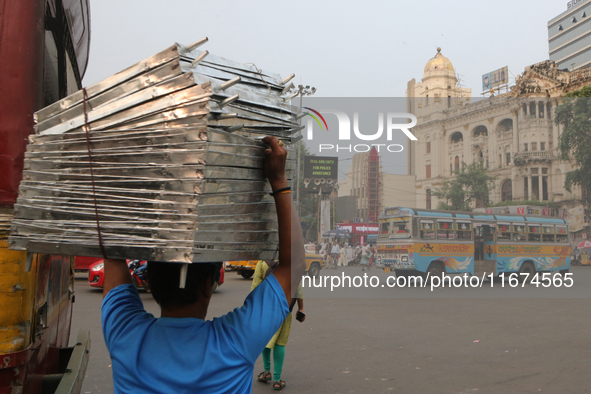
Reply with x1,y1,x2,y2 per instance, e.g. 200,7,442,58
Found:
315,241,377,270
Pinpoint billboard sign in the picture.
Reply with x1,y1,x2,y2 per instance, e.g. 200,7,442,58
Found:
304,156,338,180
482,66,508,92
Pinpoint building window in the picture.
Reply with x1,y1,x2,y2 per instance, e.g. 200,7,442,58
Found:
532,142,537,151
549,141,553,150
506,152,511,165
501,179,512,202
454,156,460,172
524,143,528,152
572,16,577,23
558,24,563,31
541,142,545,151
473,126,488,137
426,141,431,154
426,165,431,179
426,189,432,210
451,132,463,144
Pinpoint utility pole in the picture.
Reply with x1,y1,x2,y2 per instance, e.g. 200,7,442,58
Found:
292,85,316,216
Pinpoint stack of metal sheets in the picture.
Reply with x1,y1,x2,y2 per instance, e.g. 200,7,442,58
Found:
9,39,298,263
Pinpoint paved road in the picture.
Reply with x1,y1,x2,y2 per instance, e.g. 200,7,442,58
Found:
71,266,591,393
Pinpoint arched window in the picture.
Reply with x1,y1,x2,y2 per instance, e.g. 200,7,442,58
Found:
454,156,460,172
497,119,513,133
473,125,488,137
501,179,513,202
451,132,463,144
426,189,432,210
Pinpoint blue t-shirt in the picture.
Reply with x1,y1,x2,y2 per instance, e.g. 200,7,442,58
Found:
101,274,289,394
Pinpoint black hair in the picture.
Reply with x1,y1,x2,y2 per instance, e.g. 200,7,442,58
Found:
147,262,222,310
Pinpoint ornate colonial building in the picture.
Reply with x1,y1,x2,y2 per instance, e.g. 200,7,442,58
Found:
406,49,591,210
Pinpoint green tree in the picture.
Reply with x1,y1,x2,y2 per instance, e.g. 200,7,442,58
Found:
433,162,496,211
555,85,591,207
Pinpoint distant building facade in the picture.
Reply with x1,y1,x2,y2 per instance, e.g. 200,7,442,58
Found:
406,49,591,211
548,0,591,71
339,148,416,220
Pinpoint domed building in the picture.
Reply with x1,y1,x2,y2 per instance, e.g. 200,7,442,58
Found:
404,49,589,219
407,48,471,104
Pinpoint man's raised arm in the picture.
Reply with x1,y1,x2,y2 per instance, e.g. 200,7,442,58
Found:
262,137,305,306
103,259,132,298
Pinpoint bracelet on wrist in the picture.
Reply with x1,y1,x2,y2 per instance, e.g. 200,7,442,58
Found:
270,186,291,196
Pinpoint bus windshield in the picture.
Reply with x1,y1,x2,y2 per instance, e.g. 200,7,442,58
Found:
379,217,411,239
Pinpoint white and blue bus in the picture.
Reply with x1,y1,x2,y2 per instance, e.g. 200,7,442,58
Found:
377,207,571,279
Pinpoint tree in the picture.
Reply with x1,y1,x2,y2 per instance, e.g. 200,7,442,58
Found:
433,162,496,211
555,86,591,207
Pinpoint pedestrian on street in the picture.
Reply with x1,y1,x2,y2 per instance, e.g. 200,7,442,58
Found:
100,137,305,394
325,242,332,267
253,261,305,391
331,242,341,269
369,244,376,268
360,244,372,272
338,246,348,267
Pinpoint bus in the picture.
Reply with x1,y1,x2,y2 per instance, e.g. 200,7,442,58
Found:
376,207,571,279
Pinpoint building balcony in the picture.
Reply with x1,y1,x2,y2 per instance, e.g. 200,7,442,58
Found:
497,130,513,141
514,151,554,164
471,135,488,147
519,117,554,130
449,142,464,152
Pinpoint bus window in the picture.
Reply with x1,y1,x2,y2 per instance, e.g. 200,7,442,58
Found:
456,221,472,240
484,226,495,242
556,226,568,243
542,226,555,242
392,222,410,238
512,224,526,242
420,221,436,239
498,223,511,241
527,225,541,242
380,221,390,236
437,221,455,239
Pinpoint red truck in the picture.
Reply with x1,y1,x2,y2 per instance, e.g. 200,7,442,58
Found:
0,1,91,393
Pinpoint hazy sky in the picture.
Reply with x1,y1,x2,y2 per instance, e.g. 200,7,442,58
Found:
83,0,568,98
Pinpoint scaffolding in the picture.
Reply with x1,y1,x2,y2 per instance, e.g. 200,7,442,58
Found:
368,147,380,222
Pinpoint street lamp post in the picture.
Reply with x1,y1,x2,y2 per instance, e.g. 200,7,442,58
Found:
292,85,316,216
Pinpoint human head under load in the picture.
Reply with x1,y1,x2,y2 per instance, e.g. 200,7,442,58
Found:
147,262,223,310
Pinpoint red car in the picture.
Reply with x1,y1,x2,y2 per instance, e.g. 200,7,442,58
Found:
75,256,103,272
88,260,106,288
88,261,225,291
